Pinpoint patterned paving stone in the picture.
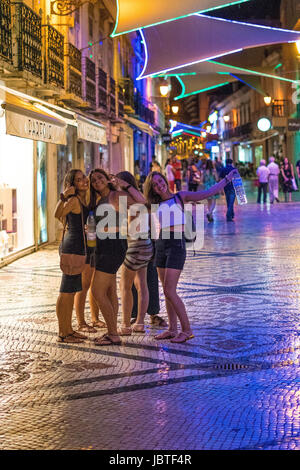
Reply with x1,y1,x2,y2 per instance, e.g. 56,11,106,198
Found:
0,201,300,450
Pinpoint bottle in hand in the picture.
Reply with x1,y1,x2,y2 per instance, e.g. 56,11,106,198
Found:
87,211,97,247
232,174,247,205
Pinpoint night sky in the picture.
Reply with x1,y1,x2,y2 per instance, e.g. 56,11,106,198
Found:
210,0,282,21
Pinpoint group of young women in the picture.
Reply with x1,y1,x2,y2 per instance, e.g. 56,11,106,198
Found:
55,165,237,346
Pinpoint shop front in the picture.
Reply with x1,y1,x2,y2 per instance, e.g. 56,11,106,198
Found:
0,88,68,266
76,114,107,176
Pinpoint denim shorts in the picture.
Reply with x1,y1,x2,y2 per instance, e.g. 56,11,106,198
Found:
154,232,186,270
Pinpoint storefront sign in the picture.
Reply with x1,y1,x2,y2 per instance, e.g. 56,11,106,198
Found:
77,119,107,145
5,110,67,145
288,119,300,132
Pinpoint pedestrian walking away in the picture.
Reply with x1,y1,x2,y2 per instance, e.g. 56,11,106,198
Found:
202,159,220,222
281,158,295,203
256,159,270,204
220,159,236,221
267,156,280,203
144,169,238,343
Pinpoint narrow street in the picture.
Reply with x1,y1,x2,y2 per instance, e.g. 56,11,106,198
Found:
0,199,299,450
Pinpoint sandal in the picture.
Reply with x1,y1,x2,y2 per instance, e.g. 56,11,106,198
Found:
57,334,84,344
78,323,97,333
71,331,88,340
94,334,122,346
150,315,168,327
118,326,132,336
132,324,145,333
130,318,137,325
92,320,107,329
154,330,177,340
170,332,195,344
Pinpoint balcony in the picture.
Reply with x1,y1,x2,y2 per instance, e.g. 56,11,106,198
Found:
121,77,135,114
82,56,96,108
223,122,253,140
118,85,124,118
109,76,116,117
0,0,12,64
13,2,42,79
97,67,108,111
44,25,64,89
61,43,84,106
134,91,155,125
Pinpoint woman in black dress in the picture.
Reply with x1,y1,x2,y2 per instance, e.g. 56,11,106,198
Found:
280,158,295,202
55,169,92,343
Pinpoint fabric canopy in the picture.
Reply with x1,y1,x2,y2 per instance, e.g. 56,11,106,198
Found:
138,14,300,79
111,0,251,36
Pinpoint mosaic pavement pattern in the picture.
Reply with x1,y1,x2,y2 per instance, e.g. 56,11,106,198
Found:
0,201,299,450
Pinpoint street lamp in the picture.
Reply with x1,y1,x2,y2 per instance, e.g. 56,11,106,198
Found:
264,95,272,106
171,104,179,115
160,83,169,97
223,115,230,122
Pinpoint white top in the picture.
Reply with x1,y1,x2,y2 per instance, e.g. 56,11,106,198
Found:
267,162,280,176
156,196,186,229
166,164,175,181
257,165,270,183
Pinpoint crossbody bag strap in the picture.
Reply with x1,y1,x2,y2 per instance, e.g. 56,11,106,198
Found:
76,196,87,256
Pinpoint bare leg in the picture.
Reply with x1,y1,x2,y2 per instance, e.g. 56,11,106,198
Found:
74,264,95,329
120,265,136,328
161,268,192,333
56,292,84,342
157,268,178,333
91,271,120,338
134,267,149,327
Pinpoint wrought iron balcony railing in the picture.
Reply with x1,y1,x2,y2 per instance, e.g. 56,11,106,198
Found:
118,85,124,118
65,43,82,97
82,56,96,107
121,77,135,112
44,25,64,88
0,0,12,62
223,122,252,140
14,2,42,78
109,76,116,116
97,67,107,110
134,91,155,125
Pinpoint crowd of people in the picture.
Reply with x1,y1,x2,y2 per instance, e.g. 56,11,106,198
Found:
256,156,298,204
55,165,238,346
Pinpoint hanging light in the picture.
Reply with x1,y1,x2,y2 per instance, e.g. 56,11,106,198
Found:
223,115,230,122
171,104,179,114
160,83,169,96
264,95,272,106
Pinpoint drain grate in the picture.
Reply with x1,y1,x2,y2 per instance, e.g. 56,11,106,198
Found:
213,363,250,370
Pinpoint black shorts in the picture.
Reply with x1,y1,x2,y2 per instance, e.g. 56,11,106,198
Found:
154,233,186,270
59,274,82,293
95,238,127,274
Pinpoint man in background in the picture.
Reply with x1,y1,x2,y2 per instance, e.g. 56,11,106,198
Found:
220,158,236,222
267,156,280,203
171,155,182,192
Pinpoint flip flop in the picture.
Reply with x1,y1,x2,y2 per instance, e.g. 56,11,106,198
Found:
118,326,132,336
150,315,168,327
170,332,195,344
57,334,84,344
132,324,145,333
92,320,107,329
78,324,98,333
94,334,122,346
154,330,177,340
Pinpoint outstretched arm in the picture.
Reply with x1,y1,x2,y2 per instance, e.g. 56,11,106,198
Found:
179,169,238,203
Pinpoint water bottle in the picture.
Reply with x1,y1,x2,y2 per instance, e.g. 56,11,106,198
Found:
232,174,247,205
87,211,97,248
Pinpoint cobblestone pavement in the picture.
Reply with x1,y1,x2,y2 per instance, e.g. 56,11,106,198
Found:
0,200,299,451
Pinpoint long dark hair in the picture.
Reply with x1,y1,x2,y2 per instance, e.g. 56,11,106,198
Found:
205,159,214,173
63,169,82,192
116,171,139,190
89,168,115,210
144,171,170,205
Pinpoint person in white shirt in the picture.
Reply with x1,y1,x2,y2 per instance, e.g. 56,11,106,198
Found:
256,159,270,204
267,156,280,203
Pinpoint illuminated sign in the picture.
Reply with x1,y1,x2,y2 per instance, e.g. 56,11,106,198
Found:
257,117,271,132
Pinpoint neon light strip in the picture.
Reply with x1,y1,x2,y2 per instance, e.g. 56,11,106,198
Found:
176,76,186,100
174,82,230,100
110,0,251,37
210,60,299,83
155,73,197,77
229,73,265,94
196,13,300,35
137,48,243,80
138,29,149,80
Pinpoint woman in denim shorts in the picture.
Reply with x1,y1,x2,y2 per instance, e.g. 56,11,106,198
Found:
144,169,237,343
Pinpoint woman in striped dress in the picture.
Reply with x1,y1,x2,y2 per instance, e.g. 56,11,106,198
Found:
116,171,154,335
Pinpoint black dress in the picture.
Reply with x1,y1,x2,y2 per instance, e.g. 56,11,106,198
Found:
281,164,293,194
59,204,89,293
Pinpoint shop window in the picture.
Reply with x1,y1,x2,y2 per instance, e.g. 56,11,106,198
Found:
0,117,34,258
37,142,47,244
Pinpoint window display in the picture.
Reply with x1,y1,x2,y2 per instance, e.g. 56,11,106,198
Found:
0,117,34,258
